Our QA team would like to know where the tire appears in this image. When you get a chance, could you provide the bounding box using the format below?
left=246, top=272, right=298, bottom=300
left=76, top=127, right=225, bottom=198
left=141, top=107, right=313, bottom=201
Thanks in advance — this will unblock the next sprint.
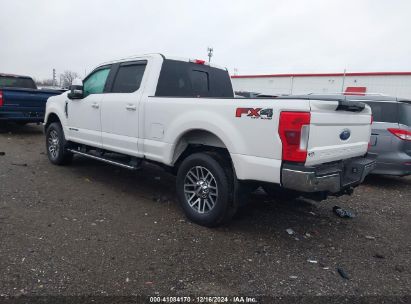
left=46, top=122, right=73, bottom=165
left=176, top=152, right=236, bottom=227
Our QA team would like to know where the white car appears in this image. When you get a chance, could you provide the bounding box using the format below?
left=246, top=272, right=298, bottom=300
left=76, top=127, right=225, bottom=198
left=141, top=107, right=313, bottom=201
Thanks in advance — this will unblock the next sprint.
left=44, top=54, right=376, bottom=227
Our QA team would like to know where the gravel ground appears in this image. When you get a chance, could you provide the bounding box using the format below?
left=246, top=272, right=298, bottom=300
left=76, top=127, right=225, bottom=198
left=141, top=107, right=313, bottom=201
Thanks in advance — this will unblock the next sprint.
left=0, top=123, right=410, bottom=302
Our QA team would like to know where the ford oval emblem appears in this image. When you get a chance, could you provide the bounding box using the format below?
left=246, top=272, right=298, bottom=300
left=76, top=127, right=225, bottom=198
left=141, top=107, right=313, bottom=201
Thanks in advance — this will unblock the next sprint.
left=340, top=129, right=351, bottom=141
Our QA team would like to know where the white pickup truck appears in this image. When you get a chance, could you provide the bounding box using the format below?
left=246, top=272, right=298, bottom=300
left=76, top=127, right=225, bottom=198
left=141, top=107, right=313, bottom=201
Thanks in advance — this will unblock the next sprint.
left=44, top=54, right=376, bottom=226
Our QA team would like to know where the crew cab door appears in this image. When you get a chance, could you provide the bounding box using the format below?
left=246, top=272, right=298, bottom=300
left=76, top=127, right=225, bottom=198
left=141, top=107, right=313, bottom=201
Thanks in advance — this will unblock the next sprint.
left=67, top=65, right=112, bottom=148
left=100, top=60, right=147, bottom=157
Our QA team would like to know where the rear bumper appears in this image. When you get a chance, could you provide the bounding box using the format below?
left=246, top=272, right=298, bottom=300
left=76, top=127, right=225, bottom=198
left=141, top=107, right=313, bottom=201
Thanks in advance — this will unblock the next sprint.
left=370, top=152, right=411, bottom=177
left=281, top=155, right=377, bottom=194
left=371, top=161, right=411, bottom=176
left=0, top=110, right=44, bottom=122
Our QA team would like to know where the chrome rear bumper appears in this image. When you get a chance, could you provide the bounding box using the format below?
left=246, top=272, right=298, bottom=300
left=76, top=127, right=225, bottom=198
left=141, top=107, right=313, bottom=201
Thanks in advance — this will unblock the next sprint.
left=281, top=156, right=376, bottom=194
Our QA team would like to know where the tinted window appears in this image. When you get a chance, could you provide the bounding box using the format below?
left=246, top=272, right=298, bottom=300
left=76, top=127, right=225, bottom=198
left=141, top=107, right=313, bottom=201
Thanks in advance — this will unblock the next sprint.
left=155, top=59, right=233, bottom=98
left=366, top=102, right=398, bottom=123
left=0, top=76, right=36, bottom=89
left=399, top=103, right=411, bottom=126
left=209, top=67, right=234, bottom=97
left=111, top=63, right=146, bottom=93
left=191, top=70, right=209, bottom=96
left=83, top=67, right=110, bottom=97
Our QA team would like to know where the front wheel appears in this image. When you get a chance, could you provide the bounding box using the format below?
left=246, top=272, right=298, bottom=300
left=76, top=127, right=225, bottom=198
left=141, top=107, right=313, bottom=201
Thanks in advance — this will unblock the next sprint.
left=46, top=122, right=73, bottom=165
left=176, top=152, right=236, bottom=227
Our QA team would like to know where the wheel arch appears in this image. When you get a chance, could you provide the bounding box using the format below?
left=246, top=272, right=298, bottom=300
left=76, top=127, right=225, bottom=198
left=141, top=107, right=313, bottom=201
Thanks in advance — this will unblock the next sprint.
left=171, top=129, right=233, bottom=171
left=44, top=112, right=62, bottom=131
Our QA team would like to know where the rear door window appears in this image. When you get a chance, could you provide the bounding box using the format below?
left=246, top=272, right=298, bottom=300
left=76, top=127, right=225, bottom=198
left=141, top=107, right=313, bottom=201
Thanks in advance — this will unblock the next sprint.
left=111, top=62, right=147, bottom=93
left=366, top=102, right=398, bottom=123
left=399, top=103, right=411, bottom=126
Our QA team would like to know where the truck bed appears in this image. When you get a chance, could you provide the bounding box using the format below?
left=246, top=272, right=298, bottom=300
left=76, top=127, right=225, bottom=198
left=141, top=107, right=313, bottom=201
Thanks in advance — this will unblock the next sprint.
left=0, top=87, right=63, bottom=123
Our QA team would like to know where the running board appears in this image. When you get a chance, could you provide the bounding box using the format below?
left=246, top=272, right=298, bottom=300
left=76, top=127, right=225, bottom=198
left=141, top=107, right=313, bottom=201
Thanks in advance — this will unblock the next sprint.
left=67, top=149, right=141, bottom=170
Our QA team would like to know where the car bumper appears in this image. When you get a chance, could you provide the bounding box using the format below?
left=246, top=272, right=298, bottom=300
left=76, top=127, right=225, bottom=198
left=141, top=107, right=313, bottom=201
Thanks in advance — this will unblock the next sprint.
left=370, top=152, right=411, bottom=176
left=0, top=111, right=44, bottom=122
left=281, top=155, right=377, bottom=194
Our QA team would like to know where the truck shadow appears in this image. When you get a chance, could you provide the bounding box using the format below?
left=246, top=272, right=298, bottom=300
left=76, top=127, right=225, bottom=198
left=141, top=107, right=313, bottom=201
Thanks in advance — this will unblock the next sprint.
left=0, top=122, right=43, bottom=136
left=363, top=174, right=411, bottom=189
left=68, top=156, right=341, bottom=237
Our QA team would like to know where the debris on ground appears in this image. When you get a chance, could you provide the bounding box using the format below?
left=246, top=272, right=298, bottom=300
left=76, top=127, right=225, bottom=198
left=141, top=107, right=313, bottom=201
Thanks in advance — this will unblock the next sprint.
left=152, top=195, right=171, bottom=204
left=307, top=259, right=318, bottom=264
left=365, top=235, right=376, bottom=240
left=289, top=275, right=298, bottom=279
left=373, top=254, right=385, bottom=259
left=286, top=228, right=295, bottom=235
left=333, top=206, right=355, bottom=218
left=395, top=265, right=405, bottom=273
left=308, top=211, right=316, bottom=216
left=11, top=162, right=27, bottom=167
left=337, top=267, right=350, bottom=280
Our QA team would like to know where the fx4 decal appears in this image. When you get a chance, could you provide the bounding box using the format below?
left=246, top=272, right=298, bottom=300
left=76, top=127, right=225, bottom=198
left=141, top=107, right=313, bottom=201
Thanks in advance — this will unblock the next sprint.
left=235, top=108, right=273, bottom=120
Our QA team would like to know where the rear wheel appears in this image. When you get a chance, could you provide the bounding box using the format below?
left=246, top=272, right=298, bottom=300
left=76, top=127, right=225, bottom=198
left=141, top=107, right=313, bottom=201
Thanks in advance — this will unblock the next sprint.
left=46, top=122, right=73, bottom=165
left=176, top=152, right=236, bottom=227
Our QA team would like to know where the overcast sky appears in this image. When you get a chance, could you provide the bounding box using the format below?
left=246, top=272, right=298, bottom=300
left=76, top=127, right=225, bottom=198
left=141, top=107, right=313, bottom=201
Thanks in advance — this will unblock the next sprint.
left=1, top=0, right=411, bottom=80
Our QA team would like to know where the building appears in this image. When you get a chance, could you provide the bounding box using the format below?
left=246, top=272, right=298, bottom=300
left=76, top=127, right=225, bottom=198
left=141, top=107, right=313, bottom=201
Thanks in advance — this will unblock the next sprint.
left=231, top=72, right=411, bottom=99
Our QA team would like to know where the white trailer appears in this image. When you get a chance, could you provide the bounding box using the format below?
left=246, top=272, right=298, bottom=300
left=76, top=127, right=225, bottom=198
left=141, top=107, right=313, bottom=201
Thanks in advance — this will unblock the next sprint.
left=231, top=72, right=411, bottom=99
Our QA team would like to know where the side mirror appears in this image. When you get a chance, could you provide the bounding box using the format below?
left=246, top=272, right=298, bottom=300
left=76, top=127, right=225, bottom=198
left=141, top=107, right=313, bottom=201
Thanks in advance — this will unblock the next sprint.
left=68, top=78, right=84, bottom=99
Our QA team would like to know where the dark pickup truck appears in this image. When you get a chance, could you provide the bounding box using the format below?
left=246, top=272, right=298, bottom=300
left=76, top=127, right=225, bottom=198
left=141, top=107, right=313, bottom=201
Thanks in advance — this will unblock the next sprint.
left=0, top=73, right=63, bottom=124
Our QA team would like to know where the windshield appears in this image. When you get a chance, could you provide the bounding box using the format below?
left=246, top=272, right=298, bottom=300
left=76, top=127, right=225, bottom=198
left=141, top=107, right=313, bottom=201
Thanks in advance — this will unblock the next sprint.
left=0, top=76, right=37, bottom=89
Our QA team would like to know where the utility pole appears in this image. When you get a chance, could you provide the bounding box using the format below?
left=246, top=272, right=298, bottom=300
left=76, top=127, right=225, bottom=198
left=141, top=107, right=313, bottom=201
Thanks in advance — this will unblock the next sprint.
left=52, top=69, right=56, bottom=87
left=207, top=47, right=213, bottom=63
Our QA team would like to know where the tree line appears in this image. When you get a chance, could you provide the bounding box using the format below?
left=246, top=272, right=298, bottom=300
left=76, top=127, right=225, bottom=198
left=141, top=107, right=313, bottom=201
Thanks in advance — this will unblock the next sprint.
left=35, top=70, right=80, bottom=88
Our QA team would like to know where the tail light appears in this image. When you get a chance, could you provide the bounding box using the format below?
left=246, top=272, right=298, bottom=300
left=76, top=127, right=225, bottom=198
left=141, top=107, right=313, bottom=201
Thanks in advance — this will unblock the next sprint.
left=278, top=111, right=311, bottom=162
left=388, top=128, right=411, bottom=141
left=368, top=115, right=373, bottom=150
left=0, top=90, right=3, bottom=107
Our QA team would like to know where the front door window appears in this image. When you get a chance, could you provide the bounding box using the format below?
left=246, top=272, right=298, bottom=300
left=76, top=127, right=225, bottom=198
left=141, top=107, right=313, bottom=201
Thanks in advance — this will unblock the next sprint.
left=83, top=68, right=110, bottom=97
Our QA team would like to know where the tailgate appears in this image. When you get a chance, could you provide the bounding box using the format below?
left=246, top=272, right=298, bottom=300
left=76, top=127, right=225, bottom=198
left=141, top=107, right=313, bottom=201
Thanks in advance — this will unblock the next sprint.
left=306, top=99, right=372, bottom=166
left=2, top=89, right=56, bottom=111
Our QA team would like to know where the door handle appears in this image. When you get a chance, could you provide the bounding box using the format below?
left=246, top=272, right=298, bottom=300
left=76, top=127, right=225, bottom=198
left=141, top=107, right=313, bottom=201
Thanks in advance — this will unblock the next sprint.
left=126, top=104, right=137, bottom=111
left=91, top=103, right=100, bottom=109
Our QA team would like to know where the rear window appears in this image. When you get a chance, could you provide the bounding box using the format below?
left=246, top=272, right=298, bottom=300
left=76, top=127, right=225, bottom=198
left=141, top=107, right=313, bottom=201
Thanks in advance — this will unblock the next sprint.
left=0, top=76, right=36, bottom=89
left=155, top=59, right=233, bottom=98
left=399, top=103, right=411, bottom=126
left=365, top=102, right=398, bottom=123
left=111, top=62, right=146, bottom=93
left=191, top=70, right=209, bottom=96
